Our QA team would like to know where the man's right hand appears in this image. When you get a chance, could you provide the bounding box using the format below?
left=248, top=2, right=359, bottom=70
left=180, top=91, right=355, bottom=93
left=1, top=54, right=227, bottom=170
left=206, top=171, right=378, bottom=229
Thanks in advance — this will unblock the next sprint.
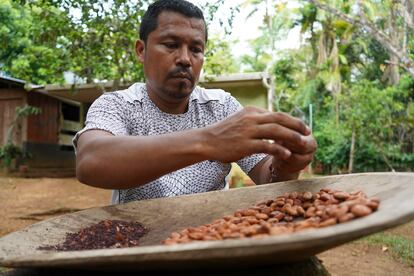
left=201, top=106, right=311, bottom=163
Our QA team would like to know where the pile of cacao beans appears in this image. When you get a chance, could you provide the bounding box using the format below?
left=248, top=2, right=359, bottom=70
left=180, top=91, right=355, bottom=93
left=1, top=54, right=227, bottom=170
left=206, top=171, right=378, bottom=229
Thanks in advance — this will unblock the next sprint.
left=163, top=188, right=380, bottom=245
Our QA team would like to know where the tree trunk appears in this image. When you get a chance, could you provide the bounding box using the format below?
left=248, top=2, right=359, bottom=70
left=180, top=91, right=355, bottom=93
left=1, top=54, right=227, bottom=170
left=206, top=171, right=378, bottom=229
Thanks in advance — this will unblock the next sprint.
left=335, top=97, right=339, bottom=126
left=382, top=2, right=400, bottom=85
left=383, top=55, right=401, bottom=85
left=348, top=129, right=356, bottom=173
left=401, top=0, right=414, bottom=30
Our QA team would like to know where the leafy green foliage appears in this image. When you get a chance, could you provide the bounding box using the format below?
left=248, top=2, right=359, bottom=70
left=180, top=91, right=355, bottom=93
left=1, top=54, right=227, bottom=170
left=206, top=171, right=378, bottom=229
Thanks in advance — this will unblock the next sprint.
left=0, top=0, right=235, bottom=84
left=14, top=104, right=42, bottom=119
left=312, top=77, right=414, bottom=173
left=240, top=35, right=271, bottom=72
left=204, top=35, right=240, bottom=75
left=0, top=0, right=70, bottom=84
left=240, top=0, right=414, bottom=174
left=59, top=0, right=147, bottom=85
left=0, top=143, right=22, bottom=168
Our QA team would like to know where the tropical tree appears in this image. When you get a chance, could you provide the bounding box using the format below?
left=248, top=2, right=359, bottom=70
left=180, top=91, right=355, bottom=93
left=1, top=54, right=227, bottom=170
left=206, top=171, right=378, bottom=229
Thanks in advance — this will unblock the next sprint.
left=241, top=0, right=414, bottom=173
left=0, top=0, right=238, bottom=85
left=308, top=0, right=414, bottom=79
left=0, top=0, right=71, bottom=84
left=204, top=35, right=240, bottom=75
left=242, top=0, right=296, bottom=111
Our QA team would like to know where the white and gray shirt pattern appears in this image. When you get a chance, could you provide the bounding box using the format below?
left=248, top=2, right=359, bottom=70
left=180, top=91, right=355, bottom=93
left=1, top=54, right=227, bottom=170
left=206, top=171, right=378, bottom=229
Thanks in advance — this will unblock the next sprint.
left=73, top=83, right=266, bottom=204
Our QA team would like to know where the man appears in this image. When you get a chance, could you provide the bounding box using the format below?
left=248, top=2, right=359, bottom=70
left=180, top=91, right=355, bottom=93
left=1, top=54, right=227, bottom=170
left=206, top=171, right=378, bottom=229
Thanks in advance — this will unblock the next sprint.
left=74, top=0, right=317, bottom=204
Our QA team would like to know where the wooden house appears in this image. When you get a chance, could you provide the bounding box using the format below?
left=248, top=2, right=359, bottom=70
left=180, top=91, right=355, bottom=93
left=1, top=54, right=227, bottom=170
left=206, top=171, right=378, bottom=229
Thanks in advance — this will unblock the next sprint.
left=0, top=76, right=82, bottom=176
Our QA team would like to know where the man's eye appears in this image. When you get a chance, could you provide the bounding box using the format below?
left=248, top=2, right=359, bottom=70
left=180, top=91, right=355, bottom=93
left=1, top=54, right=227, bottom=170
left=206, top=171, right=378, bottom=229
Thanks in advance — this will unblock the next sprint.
left=191, top=47, right=203, bottom=53
left=164, top=43, right=177, bottom=49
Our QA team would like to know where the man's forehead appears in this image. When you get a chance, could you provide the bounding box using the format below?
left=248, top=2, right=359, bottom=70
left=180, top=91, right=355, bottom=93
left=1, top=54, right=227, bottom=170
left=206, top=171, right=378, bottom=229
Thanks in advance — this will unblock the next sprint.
left=155, top=11, right=206, bottom=40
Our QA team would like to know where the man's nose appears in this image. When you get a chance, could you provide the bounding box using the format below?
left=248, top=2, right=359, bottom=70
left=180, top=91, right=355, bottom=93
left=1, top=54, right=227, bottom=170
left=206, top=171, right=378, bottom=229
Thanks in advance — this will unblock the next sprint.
left=176, top=46, right=191, bottom=67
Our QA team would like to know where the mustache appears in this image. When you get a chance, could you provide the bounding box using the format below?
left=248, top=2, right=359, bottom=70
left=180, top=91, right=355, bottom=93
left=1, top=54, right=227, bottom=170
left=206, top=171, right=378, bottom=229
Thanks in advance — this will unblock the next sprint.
left=167, top=67, right=193, bottom=81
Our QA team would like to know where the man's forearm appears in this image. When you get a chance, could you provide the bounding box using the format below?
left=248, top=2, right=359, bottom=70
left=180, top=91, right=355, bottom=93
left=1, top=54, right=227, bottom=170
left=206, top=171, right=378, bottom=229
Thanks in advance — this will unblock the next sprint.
left=76, top=129, right=209, bottom=189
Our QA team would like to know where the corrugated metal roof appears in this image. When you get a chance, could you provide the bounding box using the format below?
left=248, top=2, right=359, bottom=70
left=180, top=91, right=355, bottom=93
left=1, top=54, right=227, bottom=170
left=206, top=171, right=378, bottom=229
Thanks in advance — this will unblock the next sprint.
left=0, top=75, right=44, bottom=89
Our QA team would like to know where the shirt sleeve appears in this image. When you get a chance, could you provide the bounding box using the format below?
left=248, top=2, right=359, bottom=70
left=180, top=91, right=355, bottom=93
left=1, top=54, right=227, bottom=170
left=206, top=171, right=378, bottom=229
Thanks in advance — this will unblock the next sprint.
left=223, top=95, right=267, bottom=174
left=72, top=92, right=129, bottom=151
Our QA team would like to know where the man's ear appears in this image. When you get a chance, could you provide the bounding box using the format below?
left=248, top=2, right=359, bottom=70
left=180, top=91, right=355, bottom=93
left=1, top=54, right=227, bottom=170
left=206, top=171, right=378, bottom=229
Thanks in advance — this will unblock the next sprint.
left=135, top=39, right=145, bottom=63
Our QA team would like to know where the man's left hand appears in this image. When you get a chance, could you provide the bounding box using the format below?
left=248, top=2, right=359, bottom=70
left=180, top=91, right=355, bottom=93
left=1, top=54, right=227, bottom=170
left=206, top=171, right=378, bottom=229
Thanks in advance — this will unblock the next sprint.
left=271, top=134, right=317, bottom=181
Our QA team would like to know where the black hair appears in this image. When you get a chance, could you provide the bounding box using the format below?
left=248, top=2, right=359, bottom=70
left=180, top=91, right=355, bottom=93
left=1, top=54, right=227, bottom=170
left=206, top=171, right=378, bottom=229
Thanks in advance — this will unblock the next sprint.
left=139, top=0, right=208, bottom=44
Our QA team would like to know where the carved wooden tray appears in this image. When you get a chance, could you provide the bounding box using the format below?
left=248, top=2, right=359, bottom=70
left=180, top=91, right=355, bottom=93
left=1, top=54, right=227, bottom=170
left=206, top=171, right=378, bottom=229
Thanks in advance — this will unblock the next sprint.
left=0, top=173, right=413, bottom=270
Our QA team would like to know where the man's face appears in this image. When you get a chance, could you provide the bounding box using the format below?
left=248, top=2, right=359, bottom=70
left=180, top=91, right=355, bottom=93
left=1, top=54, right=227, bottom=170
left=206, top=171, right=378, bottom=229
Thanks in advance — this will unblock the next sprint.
left=136, top=11, right=206, bottom=104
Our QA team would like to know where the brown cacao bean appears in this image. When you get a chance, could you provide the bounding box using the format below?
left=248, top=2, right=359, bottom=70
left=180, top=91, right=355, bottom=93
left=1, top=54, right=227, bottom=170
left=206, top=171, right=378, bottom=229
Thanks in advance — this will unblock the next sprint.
left=351, top=204, right=372, bottom=217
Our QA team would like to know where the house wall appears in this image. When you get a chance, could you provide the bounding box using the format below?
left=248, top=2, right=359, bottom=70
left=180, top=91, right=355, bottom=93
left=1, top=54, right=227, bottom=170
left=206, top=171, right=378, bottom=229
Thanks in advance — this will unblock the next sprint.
left=27, top=92, right=59, bottom=144
left=23, top=92, right=75, bottom=169
left=0, top=89, right=27, bottom=146
left=0, top=83, right=79, bottom=175
left=199, top=82, right=268, bottom=109
left=22, top=142, right=76, bottom=169
left=226, top=86, right=267, bottom=109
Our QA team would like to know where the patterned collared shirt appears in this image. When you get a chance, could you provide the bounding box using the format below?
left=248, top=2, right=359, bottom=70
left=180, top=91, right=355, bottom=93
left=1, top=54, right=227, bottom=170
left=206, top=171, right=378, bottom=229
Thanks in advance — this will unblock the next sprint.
left=73, top=83, right=266, bottom=204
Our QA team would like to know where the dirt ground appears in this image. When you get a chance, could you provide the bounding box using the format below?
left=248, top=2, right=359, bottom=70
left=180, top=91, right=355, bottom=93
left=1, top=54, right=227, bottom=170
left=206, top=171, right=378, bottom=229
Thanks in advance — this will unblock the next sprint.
left=0, top=177, right=413, bottom=275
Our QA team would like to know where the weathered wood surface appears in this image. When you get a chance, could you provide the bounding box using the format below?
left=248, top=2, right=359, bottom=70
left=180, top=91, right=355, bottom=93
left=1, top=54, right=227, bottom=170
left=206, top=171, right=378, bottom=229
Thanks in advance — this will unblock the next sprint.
left=0, top=257, right=329, bottom=276
left=0, top=172, right=413, bottom=270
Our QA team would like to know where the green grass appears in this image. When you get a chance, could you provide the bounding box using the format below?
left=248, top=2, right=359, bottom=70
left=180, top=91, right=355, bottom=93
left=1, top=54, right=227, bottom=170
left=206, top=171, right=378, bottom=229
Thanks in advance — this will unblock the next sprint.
left=0, top=266, right=9, bottom=272
left=363, top=233, right=414, bottom=266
